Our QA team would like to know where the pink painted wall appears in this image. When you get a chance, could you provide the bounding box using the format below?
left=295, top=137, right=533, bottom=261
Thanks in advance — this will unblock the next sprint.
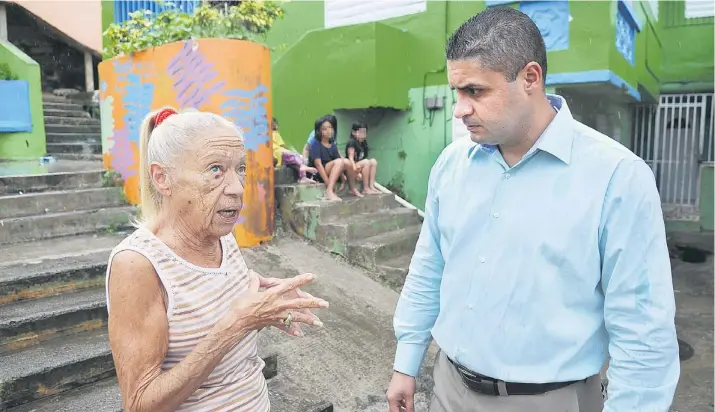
left=12, top=0, right=102, bottom=53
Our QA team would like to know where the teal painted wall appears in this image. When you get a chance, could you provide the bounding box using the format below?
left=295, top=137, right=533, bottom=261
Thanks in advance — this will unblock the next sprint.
left=660, top=1, right=714, bottom=92
left=0, top=40, right=46, bottom=160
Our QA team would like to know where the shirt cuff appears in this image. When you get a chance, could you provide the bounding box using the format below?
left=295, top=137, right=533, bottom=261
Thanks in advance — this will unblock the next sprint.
left=393, top=341, right=430, bottom=377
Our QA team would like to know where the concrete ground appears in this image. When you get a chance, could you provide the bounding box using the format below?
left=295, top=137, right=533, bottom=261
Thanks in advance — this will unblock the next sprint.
left=670, top=255, right=714, bottom=412
left=243, top=233, right=437, bottom=411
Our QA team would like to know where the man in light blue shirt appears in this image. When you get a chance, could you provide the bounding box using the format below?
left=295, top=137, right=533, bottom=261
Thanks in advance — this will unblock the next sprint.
left=386, top=7, right=680, bottom=412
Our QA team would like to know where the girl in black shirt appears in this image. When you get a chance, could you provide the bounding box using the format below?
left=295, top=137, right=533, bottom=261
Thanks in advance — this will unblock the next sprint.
left=309, top=116, right=361, bottom=200
left=345, top=123, right=380, bottom=195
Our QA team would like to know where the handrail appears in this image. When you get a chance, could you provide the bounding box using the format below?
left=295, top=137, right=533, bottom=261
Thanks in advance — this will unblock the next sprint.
left=373, top=182, right=425, bottom=219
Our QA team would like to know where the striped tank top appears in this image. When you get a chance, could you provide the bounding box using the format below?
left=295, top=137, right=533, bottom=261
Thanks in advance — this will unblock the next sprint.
left=105, top=227, right=270, bottom=411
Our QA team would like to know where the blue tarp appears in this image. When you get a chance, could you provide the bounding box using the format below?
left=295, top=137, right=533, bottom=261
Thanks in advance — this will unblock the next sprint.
left=0, top=80, right=32, bottom=133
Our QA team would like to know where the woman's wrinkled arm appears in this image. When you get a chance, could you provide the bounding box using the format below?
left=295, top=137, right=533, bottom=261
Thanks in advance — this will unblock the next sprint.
left=108, top=250, right=250, bottom=412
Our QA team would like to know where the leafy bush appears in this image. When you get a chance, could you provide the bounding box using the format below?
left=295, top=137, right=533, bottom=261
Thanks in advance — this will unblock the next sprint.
left=0, top=63, right=19, bottom=81
left=103, top=1, right=285, bottom=59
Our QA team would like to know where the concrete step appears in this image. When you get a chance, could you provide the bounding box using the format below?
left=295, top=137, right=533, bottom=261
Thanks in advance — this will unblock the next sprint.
left=0, top=206, right=135, bottom=245
left=46, top=133, right=100, bottom=144
left=0, top=187, right=126, bottom=219
left=43, top=116, right=99, bottom=126
left=42, top=94, right=70, bottom=103
left=42, top=101, right=85, bottom=112
left=43, top=108, right=91, bottom=118
left=46, top=142, right=102, bottom=155
left=376, top=253, right=413, bottom=291
left=285, top=194, right=400, bottom=239
left=0, top=328, right=115, bottom=409
left=50, top=153, right=103, bottom=162
left=347, top=224, right=422, bottom=272
left=45, top=124, right=101, bottom=134
left=0, top=326, right=280, bottom=410
left=8, top=374, right=334, bottom=412
left=314, top=208, right=421, bottom=256
left=7, top=378, right=122, bottom=412
left=0, top=287, right=107, bottom=352
left=0, top=233, right=124, bottom=304
left=0, top=170, right=104, bottom=195
left=0, top=231, right=120, bottom=267
left=275, top=183, right=325, bottom=204
left=275, top=166, right=297, bottom=185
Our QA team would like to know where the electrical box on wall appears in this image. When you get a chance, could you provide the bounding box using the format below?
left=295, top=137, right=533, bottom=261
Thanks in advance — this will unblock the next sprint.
left=424, top=95, right=444, bottom=111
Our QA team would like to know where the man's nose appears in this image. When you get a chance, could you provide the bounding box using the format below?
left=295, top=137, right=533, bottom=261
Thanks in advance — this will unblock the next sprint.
left=453, top=96, right=473, bottom=120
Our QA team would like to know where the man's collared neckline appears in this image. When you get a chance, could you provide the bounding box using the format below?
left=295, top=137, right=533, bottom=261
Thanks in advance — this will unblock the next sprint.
left=467, top=94, right=574, bottom=165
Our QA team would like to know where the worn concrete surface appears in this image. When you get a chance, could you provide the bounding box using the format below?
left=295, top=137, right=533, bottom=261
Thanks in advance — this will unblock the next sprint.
left=0, top=159, right=102, bottom=177
left=243, top=234, right=438, bottom=411
left=670, top=255, right=714, bottom=412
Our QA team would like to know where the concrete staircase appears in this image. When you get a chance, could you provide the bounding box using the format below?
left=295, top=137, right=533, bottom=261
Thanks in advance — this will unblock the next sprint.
left=275, top=168, right=422, bottom=290
left=42, top=94, right=102, bottom=161
left=0, top=166, right=333, bottom=412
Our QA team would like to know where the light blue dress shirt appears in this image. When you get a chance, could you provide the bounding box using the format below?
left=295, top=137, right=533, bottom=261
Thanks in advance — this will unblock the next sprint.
left=393, top=95, right=680, bottom=411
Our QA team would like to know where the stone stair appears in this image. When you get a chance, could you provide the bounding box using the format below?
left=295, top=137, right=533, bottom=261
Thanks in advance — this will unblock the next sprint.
left=42, top=94, right=102, bottom=161
left=275, top=168, right=422, bottom=290
left=0, top=165, right=333, bottom=412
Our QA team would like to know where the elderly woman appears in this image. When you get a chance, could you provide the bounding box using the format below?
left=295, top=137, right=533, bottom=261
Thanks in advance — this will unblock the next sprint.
left=106, top=107, right=329, bottom=412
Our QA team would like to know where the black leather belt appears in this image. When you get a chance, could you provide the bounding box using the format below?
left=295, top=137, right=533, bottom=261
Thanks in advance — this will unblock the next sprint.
left=447, top=357, right=581, bottom=396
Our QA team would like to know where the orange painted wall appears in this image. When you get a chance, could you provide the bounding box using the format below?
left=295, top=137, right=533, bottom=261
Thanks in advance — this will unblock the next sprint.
left=98, top=39, right=274, bottom=247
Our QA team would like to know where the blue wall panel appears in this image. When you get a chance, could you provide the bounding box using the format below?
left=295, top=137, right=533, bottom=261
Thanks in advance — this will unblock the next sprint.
left=0, top=80, right=32, bottom=133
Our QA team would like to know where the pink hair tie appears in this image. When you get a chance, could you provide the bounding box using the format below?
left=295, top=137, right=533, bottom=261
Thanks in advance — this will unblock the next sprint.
left=154, top=108, right=177, bottom=127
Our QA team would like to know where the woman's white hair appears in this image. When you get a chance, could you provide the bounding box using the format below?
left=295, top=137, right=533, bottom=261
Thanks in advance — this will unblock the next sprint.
left=136, top=107, right=242, bottom=229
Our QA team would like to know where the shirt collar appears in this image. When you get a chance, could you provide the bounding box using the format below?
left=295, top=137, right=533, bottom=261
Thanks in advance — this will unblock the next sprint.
left=468, top=94, right=574, bottom=165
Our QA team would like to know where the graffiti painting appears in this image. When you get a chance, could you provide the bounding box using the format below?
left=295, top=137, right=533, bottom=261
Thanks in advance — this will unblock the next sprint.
left=98, top=39, right=274, bottom=247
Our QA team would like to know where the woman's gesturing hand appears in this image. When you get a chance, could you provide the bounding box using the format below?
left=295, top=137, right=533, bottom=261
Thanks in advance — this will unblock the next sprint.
left=223, top=272, right=329, bottom=337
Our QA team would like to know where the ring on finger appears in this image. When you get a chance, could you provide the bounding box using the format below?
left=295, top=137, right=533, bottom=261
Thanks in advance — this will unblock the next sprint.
left=282, top=311, right=293, bottom=329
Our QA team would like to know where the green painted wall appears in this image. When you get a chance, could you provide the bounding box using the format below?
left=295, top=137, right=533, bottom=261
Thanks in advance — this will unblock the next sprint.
left=0, top=40, right=46, bottom=160
left=266, top=1, right=671, bottom=151
left=660, top=1, right=714, bottom=92
left=101, top=0, right=114, bottom=58
left=607, top=1, right=664, bottom=102
left=700, top=165, right=714, bottom=231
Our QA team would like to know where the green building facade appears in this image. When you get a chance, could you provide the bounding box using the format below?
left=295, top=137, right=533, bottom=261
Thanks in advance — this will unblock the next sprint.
left=100, top=0, right=714, bottom=230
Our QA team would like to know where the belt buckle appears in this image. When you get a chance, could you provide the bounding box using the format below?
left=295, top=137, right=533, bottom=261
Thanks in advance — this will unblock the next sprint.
left=458, top=367, right=497, bottom=396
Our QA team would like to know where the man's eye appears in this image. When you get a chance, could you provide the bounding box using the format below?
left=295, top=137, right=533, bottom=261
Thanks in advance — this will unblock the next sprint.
left=210, top=165, right=222, bottom=174
left=237, top=165, right=246, bottom=174
left=467, top=88, right=480, bottom=96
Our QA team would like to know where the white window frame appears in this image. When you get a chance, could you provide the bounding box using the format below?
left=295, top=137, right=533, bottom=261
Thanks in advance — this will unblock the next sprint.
left=324, top=0, right=427, bottom=29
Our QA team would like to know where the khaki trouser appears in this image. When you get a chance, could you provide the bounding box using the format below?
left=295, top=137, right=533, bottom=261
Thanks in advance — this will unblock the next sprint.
left=430, top=351, right=604, bottom=412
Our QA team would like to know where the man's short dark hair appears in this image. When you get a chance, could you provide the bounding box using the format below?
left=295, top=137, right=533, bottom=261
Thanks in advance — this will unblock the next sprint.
left=446, top=6, right=547, bottom=83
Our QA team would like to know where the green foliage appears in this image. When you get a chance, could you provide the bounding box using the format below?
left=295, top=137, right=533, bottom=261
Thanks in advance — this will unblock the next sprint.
left=103, top=1, right=286, bottom=59
left=101, top=169, right=124, bottom=187
left=0, top=63, right=19, bottom=81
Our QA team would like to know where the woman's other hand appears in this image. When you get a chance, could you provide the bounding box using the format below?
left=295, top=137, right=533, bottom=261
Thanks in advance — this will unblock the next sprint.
left=220, top=272, right=329, bottom=337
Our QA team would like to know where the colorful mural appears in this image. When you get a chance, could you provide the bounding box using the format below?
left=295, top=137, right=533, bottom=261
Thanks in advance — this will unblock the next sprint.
left=98, top=39, right=274, bottom=247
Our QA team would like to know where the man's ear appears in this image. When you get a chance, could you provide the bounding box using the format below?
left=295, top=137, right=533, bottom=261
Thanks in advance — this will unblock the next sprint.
left=521, top=61, right=544, bottom=94
left=150, top=163, right=172, bottom=196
